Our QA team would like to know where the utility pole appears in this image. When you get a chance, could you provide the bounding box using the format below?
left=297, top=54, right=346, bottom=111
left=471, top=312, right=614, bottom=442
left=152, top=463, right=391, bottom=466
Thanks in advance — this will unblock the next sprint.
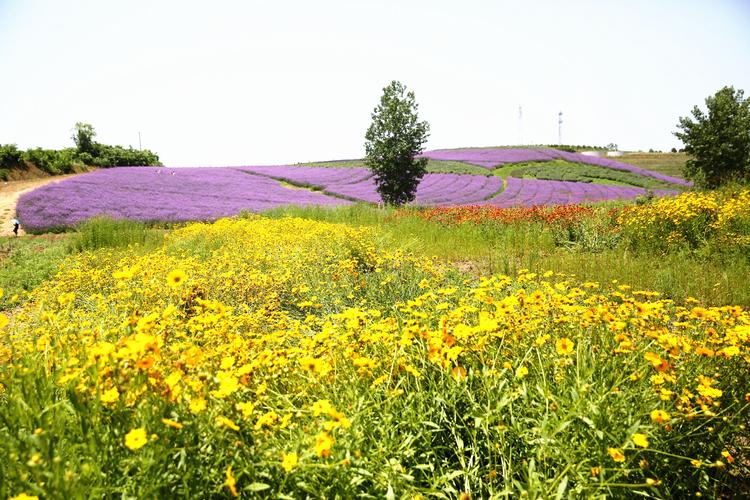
left=138, top=131, right=142, bottom=151
left=558, top=111, right=563, bottom=146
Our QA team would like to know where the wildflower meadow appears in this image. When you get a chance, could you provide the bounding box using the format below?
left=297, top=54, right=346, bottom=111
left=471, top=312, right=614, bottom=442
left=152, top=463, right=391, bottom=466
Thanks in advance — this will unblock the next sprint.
left=2, top=190, right=750, bottom=497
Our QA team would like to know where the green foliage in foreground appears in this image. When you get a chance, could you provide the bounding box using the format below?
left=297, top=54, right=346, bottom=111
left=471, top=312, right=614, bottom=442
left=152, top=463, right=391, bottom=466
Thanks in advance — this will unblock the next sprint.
left=67, top=217, right=164, bottom=253
left=264, top=201, right=750, bottom=307
left=1, top=218, right=748, bottom=498
left=0, top=237, right=69, bottom=311
left=507, top=160, right=686, bottom=190
left=0, top=218, right=163, bottom=311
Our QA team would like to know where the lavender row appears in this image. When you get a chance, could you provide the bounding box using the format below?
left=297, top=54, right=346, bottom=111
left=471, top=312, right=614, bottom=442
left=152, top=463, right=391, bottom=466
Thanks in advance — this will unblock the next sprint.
left=242, top=166, right=373, bottom=188
left=421, top=148, right=692, bottom=187
left=545, top=150, right=692, bottom=187
left=17, top=167, right=349, bottom=232
left=241, top=166, right=503, bottom=206
left=478, top=177, right=678, bottom=208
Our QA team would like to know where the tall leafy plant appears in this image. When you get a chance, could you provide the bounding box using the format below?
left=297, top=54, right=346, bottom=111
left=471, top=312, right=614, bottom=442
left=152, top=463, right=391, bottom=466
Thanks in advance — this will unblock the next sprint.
left=364, top=81, right=430, bottom=206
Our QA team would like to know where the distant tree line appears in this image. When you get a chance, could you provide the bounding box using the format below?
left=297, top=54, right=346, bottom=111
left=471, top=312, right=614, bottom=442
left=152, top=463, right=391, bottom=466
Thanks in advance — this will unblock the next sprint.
left=536, top=144, right=610, bottom=153
left=0, top=123, right=161, bottom=180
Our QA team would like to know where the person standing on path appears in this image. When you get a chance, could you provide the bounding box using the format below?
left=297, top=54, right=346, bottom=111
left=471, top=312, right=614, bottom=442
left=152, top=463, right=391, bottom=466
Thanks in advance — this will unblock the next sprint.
left=11, top=218, right=20, bottom=236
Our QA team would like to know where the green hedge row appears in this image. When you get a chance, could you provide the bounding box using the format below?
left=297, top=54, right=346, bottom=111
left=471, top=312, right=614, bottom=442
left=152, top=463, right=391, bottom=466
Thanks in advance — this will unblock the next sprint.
left=0, top=142, right=161, bottom=180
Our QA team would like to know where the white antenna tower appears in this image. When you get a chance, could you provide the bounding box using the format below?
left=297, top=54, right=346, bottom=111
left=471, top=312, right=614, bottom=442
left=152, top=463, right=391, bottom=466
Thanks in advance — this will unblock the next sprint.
left=518, top=106, right=523, bottom=145
left=558, top=111, right=563, bottom=146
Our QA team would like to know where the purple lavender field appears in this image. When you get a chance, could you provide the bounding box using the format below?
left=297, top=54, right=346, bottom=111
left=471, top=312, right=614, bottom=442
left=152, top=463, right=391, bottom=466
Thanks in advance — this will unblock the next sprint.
left=17, top=147, right=683, bottom=232
left=478, top=177, right=677, bottom=208
left=241, top=167, right=503, bottom=205
left=16, top=167, right=349, bottom=232
left=421, top=148, right=692, bottom=187
left=243, top=166, right=676, bottom=208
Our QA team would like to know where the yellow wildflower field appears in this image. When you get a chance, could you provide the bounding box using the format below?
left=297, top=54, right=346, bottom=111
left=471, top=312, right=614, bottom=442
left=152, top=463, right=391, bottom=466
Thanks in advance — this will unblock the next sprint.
left=1, top=216, right=748, bottom=497
left=619, top=188, right=750, bottom=250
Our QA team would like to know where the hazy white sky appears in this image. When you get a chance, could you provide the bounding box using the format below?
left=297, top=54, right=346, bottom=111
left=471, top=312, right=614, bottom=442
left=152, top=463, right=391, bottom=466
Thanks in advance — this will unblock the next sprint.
left=1, top=0, right=749, bottom=166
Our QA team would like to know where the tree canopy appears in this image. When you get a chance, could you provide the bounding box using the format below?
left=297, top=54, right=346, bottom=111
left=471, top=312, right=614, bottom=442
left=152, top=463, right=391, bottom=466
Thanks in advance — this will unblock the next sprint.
left=674, top=86, right=750, bottom=188
left=364, top=81, right=430, bottom=206
left=72, top=122, right=97, bottom=155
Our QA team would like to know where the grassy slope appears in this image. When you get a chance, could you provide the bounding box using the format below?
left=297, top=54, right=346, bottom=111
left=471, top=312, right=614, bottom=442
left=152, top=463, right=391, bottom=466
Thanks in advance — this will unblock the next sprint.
left=615, top=152, right=688, bottom=179
left=296, top=158, right=490, bottom=175
left=297, top=152, right=688, bottom=187
left=504, top=160, right=686, bottom=190
left=0, top=236, right=69, bottom=308
left=0, top=160, right=92, bottom=182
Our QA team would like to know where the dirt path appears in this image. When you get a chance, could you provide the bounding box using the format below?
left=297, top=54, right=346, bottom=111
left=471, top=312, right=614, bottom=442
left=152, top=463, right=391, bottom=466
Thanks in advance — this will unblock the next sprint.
left=0, top=175, right=79, bottom=237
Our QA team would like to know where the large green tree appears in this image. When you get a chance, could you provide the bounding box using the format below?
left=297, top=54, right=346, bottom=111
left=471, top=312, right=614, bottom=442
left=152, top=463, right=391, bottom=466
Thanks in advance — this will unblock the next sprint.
left=72, top=122, right=98, bottom=155
left=364, top=81, right=430, bottom=206
left=674, top=86, right=750, bottom=188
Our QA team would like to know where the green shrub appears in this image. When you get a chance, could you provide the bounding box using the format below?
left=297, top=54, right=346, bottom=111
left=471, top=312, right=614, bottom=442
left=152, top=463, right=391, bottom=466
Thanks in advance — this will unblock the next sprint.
left=0, top=144, right=23, bottom=170
left=22, top=148, right=78, bottom=175
left=92, top=144, right=161, bottom=167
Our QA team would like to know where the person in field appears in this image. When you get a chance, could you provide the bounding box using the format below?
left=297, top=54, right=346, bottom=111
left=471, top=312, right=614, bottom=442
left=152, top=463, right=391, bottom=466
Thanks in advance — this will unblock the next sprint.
left=11, top=218, right=20, bottom=236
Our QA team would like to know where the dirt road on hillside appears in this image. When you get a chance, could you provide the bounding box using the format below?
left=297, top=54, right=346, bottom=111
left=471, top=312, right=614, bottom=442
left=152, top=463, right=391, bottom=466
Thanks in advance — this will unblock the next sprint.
left=0, top=175, right=78, bottom=236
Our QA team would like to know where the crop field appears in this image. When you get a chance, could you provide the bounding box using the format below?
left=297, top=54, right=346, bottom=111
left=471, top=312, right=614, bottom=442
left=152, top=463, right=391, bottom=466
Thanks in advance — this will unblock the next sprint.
left=420, top=148, right=692, bottom=187
left=2, top=188, right=750, bottom=498
left=4, top=148, right=749, bottom=498
left=614, top=152, right=690, bottom=179
left=16, top=148, right=687, bottom=232
left=242, top=166, right=504, bottom=204
left=16, top=167, right=349, bottom=232
left=505, top=160, right=686, bottom=191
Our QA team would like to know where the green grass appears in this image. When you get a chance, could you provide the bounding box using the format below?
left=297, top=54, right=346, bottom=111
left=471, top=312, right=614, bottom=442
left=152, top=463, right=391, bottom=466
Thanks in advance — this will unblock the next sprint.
left=296, top=158, right=491, bottom=175
left=295, top=159, right=366, bottom=168
left=67, top=217, right=164, bottom=252
left=0, top=218, right=164, bottom=310
left=505, top=160, right=686, bottom=190
left=263, top=204, right=750, bottom=307
left=261, top=203, right=392, bottom=225
left=490, top=163, right=522, bottom=178
left=423, top=159, right=491, bottom=175
left=0, top=235, right=69, bottom=310
left=615, top=152, right=689, bottom=179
